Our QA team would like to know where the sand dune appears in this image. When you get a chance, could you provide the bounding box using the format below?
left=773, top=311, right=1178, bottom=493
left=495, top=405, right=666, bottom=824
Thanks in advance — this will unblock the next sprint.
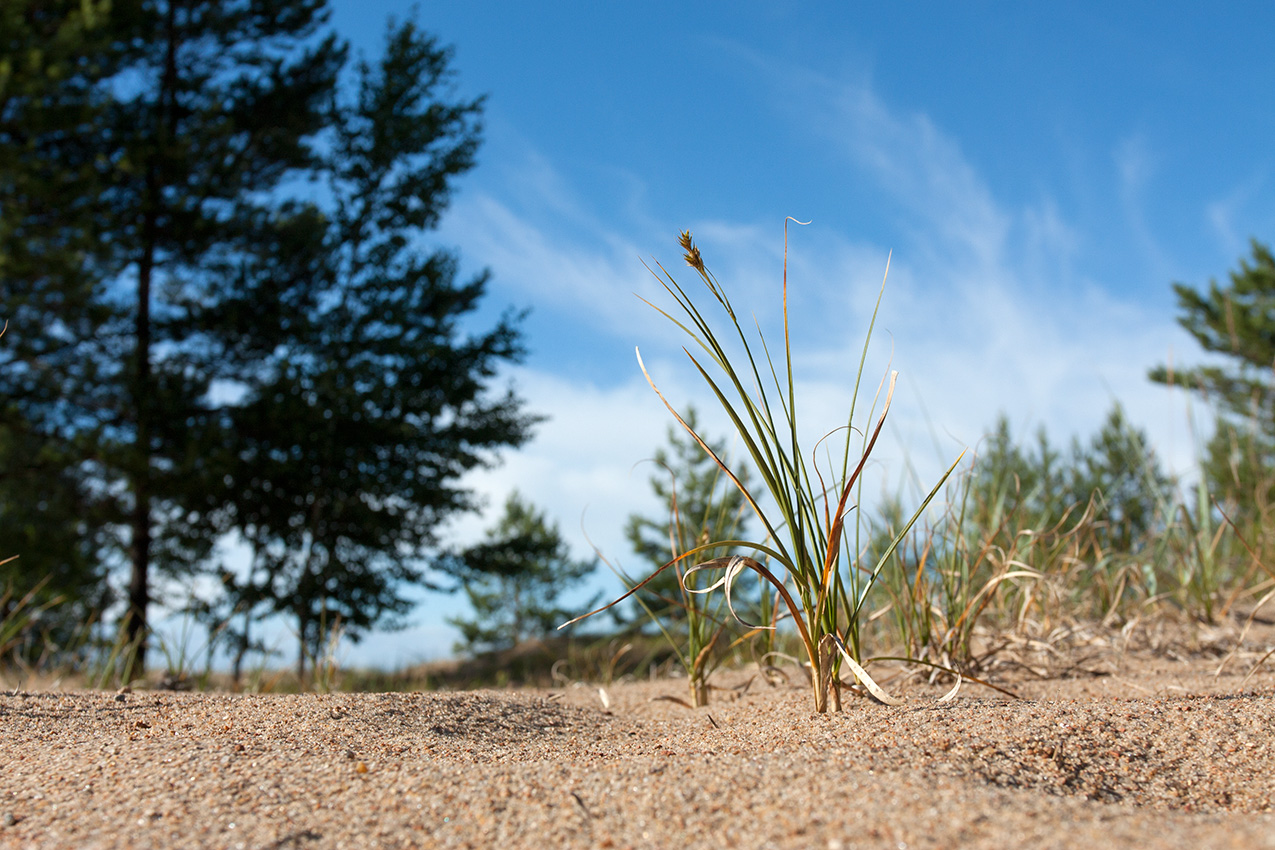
left=1, top=645, right=1273, bottom=849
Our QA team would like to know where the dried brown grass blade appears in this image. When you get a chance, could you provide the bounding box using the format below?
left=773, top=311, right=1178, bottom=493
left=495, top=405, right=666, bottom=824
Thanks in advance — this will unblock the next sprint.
left=1216, top=585, right=1275, bottom=677
left=819, top=371, right=897, bottom=601
left=1240, top=645, right=1275, bottom=690
left=869, top=655, right=1023, bottom=700
left=650, top=695, right=694, bottom=709
left=684, top=556, right=772, bottom=630
left=557, top=548, right=692, bottom=629
left=682, top=554, right=815, bottom=656
left=691, top=629, right=720, bottom=675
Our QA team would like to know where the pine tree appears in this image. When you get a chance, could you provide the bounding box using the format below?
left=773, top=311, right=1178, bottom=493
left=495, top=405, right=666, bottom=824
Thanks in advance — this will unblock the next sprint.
left=968, top=407, right=1170, bottom=554
left=0, top=0, right=133, bottom=643
left=443, top=493, right=598, bottom=653
left=0, top=2, right=534, bottom=675
left=1066, top=405, right=1172, bottom=554
left=1150, top=241, right=1275, bottom=523
left=623, top=408, right=753, bottom=627
left=196, top=18, right=538, bottom=678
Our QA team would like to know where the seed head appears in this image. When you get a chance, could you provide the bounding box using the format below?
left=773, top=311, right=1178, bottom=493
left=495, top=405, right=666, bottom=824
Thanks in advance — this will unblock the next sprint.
left=679, top=230, right=704, bottom=273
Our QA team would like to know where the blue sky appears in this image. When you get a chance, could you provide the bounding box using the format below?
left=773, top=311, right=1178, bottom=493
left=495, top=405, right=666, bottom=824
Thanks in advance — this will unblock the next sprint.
left=273, top=1, right=1275, bottom=668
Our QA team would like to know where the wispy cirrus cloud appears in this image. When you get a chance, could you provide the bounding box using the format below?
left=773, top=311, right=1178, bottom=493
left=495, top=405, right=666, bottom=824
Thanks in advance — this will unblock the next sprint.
left=724, top=52, right=1199, bottom=474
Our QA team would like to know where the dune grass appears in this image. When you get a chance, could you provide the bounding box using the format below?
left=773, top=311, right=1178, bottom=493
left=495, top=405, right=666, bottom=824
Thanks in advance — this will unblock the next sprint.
left=564, top=225, right=962, bottom=712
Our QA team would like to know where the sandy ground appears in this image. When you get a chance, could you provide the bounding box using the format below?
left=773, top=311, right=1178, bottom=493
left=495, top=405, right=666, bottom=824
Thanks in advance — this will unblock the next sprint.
left=2, top=632, right=1274, bottom=849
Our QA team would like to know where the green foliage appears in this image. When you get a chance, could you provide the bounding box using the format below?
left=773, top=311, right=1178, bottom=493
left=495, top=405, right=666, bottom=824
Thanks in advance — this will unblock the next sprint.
left=623, top=407, right=754, bottom=622
left=969, top=406, right=1173, bottom=609
left=1150, top=240, right=1275, bottom=525
left=620, top=407, right=757, bottom=705
left=1144, top=241, right=1275, bottom=617
left=970, top=406, right=1172, bottom=559
left=0, top=415, right=110, bottom=648
left=870, top=403, right=1178, bottom=672
left=1, top=0, right=346, bottom=669
left=1068, top=406, right=1174, bottom=553
left=444, top=493, right=598, bottom=654
left=193, top=16, right=537, bottom=681
left=0, top=2, right=534, bottom=675
left=0, top=0, right=136, bottom=652
left=0, top=565, right=65, bottom=677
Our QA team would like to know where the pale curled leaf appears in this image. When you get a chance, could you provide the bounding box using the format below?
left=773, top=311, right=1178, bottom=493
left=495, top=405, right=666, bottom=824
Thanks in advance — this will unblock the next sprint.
left=937, top=673, right=963, bottom=703
left=683, top=556, right=774, bottom=631
left=826, top=634, right=904, bottom=706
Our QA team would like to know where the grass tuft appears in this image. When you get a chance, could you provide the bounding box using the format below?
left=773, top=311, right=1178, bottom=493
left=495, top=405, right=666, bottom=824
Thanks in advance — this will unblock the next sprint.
left=564, top=225, right=961, bottom=712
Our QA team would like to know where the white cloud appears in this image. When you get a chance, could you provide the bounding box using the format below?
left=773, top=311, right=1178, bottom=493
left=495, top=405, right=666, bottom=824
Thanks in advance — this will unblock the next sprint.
left=438, top=359, right=752, bottom=561
left=442, top=193, right=658, bottom=330
left=732, top=62, right=1201, bottom=481
left=1114, top=133, right=1175, bottom=284
left=344, top=50, right=1216, bottom=667
left=1205, top=171, right=1270, bottom=259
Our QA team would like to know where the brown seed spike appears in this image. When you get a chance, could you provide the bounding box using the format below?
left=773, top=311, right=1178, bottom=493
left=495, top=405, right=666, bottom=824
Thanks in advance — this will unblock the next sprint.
left=679, top=230, right=704, bottom=272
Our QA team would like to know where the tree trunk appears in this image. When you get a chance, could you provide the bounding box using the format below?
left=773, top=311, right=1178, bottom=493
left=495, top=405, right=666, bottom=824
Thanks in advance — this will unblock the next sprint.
left=126, top=200, right=155, bottom=678
left=231, top=607, right=251, bottom=687
left=124, top=0, right=181, bottom=680
left=296, top=615, right=309, bottom=687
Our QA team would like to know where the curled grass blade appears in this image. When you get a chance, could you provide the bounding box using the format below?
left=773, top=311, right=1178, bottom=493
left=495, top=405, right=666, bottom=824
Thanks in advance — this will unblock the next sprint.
left=824, top=634, right=903, bottom=705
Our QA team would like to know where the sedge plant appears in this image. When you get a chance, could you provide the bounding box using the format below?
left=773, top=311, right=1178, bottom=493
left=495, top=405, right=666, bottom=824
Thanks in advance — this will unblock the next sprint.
left=566, top=226, right=962, bottom=713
